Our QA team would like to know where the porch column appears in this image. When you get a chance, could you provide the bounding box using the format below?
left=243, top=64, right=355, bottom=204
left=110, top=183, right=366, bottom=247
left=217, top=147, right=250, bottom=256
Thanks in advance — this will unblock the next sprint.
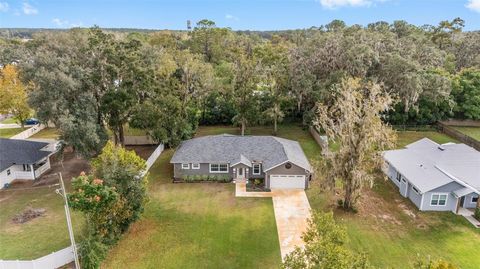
left=31, top=164, right=35, bottom=179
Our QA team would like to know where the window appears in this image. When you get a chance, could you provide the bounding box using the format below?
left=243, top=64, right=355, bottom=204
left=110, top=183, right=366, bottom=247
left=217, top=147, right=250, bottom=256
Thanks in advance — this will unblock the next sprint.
left=472, top=196, right=479, bottom=204
left=431, top=194, right=448, bottom=206
left=181, top=163, right=190, bottom=169
left=412, top=186, right=420, bottom=195
left=253, top=164, right=261, bottom=175
left=6, top=169, right=10, bottom=176
left=23, top=164, right=31, bottom=171
left=210, top=163, right=228, bottom=173
left=395, top=172, right=402, bottom=182
left=192, top=163, right=200, bottom=170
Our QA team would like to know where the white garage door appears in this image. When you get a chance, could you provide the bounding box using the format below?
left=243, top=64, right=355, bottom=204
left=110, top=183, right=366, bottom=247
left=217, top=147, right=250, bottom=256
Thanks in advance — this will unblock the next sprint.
left=270, top=175, right=305, bottom=189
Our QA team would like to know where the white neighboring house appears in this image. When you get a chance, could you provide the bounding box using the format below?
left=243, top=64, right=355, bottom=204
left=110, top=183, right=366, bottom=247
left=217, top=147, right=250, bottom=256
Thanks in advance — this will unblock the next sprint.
left=383, top=138, right=480, bottom=213
left=0, top=138, right=55, bottom=188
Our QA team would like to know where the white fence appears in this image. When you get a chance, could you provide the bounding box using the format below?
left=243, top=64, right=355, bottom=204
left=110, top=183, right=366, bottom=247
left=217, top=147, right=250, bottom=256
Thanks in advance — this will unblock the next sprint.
left=141, top=144, right=164, bottom=177
left=0, top=246, right=74, bottom=269
left=10, top=124, right=46, bottom=140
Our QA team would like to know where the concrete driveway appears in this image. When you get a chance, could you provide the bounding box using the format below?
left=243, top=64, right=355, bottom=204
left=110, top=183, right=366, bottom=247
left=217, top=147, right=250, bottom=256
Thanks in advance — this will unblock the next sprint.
left=234, top=183, right=312, bottom=259
left=271, top=189, right=312, bottom=260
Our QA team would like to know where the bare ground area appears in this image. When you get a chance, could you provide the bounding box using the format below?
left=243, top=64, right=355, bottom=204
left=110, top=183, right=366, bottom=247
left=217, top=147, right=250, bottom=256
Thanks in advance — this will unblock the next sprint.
left=125, top=145, right=157, bottom=160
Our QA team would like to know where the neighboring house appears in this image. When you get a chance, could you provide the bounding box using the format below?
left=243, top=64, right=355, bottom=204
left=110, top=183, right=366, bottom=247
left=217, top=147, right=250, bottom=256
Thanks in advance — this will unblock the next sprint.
left=0, top=138, right=54, bottom=188
left=383, top=138, right=480, bottom=213
left=170, top=134, right=312, bottom=189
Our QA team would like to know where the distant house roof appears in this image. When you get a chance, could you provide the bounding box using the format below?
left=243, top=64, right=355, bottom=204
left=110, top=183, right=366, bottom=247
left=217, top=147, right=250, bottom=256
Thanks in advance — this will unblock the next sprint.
left=170, top=134, right=312, bottom=172
left=0, top=138, right=52, bottom=171
left=384, top=138, right=480, bottom=194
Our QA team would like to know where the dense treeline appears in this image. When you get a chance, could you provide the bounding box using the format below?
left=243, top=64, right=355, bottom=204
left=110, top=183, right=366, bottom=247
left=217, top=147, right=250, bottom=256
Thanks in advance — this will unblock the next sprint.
left=1, top=18, right=479, bottom=156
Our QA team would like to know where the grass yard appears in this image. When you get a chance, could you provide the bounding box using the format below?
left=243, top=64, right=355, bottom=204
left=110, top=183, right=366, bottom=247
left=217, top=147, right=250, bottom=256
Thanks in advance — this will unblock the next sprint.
left=102, top=149, right=281, bottom=269
left=184, top=124, right=480, bottom=268
left=453, top=126, right=480, bottom=141
left=0, top=187, right=85, bottom=259
left=29, top=127, right=60, bottom=139
left=0, top=127, right=27, bottom=138
left=0, top=117, right=18, bottom=124
left=0, top=152, right=89, bottom=260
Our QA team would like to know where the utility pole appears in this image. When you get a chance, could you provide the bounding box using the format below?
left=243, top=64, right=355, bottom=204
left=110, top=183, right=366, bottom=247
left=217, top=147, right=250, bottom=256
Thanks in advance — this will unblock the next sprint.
left=56, top=172, right=81, bottom=269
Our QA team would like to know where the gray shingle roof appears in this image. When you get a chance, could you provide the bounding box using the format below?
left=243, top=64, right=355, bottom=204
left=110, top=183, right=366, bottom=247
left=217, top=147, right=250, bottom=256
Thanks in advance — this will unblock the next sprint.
left=384, top=138, right=480, bottom=194
left=0, top=138, right=52, bottom=171
left=170, top=134, right=311, bottom=171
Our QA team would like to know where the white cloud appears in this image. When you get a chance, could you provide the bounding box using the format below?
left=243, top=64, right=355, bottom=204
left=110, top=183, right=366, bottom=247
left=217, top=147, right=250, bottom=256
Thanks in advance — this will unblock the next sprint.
left=0, top=2, right=9, bottom=12
left=318, top=0, right=386, bottom=9
left=22, top=2, right=38, bottom=15
left=466, top=0, right=480, bottom=13
left=52, top=18, right=68, bottom=26
left=52, top=18, right=83, bottom=28
left=225, top=14, right=239, bottom=21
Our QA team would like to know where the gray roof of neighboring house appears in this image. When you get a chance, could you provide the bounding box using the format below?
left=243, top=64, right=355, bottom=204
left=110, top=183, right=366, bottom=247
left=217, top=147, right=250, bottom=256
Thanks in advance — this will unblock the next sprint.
left=383, top=138, right=480, bottom=194
left=170, top=134, right=312, bottom=172
left=0, top=138, right=52, bottom=171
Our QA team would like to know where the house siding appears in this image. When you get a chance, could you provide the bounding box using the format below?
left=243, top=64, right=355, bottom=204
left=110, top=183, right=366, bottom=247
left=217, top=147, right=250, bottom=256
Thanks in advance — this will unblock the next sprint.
left=173, top=163, right=231, bottom=179
left=463, top=193, right=479, bottom=209
left=407, top=184, right=422, bottom=209
left=386, top=163, right=401, bottom=189
left=266, top=162, right=310, bottom=189
left=173, top=162, right=267, bottom=180
left=421, top=182, right=465, bottom=212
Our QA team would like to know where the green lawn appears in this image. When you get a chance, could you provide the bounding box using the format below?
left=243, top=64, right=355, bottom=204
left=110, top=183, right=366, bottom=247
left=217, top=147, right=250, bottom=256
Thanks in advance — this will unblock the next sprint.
left=0, top=117, right=18, bottom=124
left=29, top=127, right=60, bottom=139
left=0, top=127, right=27, bottom=138
left=186, top=125, right=480, bottom=268
left=0, top=187, right=84, bottom=259
left=102, top=149, right=281, bottom=269
left=396, top=130, right=459, bottom=148
left=453, top=126, right=480, bottom=141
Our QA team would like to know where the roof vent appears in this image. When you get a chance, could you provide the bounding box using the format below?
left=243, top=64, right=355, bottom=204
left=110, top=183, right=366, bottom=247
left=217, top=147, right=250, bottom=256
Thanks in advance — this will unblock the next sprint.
left=438, top=146, right=445, bottom=151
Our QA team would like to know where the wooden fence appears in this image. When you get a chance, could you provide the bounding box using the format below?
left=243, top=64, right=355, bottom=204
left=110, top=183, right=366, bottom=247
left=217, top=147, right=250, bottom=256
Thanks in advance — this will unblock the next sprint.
left=308, top=126, right=328, bottom=149
left=437, top=121, right=480, bottom=151
left=0, top=246, right=74, bottom=269
left=124, top=135, right=157, bottom=145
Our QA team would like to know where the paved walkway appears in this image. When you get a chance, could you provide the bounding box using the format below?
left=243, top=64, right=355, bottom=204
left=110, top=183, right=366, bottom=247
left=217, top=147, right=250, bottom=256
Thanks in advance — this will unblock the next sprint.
left=457, top=208, right=480, bottom=228
left=235, top=182, right=273, bottom=197
left=234, top=183, right=312, bottom=260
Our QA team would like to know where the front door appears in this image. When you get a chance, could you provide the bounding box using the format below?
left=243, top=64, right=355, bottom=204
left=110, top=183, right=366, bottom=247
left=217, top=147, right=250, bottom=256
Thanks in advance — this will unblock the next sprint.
left=237, top=168, right=244, bottom=179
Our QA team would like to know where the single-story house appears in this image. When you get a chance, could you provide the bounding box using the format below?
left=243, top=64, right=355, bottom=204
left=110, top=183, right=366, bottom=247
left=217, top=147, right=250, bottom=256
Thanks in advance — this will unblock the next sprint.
left=0, top=138, right=54, bottom=188
left=170, top=134, right=312, bottom=189
left=383, top=138, right=480, bottom=213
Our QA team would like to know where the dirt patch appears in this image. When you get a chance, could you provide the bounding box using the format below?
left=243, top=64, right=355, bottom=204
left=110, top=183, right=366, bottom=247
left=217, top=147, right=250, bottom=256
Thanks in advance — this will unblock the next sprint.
left=12, top=207, right=46, bottom=224
left=125, top=145, right=157, bottom=160
left=32, top=151, right=90, bottom=187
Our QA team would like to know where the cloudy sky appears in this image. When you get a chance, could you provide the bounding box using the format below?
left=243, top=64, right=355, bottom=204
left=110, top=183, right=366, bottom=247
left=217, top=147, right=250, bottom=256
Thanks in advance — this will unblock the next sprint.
left=0, top=0, right=479, bottom=30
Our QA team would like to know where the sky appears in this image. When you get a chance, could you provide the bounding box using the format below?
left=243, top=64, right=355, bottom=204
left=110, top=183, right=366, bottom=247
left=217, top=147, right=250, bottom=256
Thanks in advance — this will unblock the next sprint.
left=0, top=0, right=479, bottom=30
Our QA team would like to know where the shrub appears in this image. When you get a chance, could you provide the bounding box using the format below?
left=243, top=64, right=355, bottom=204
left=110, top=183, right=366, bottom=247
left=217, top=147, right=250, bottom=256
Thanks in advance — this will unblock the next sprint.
left=475, top=208, right=480, bottom=221
left=78, top=233, right=109, bottom=269
left=194, top=175, right=202, bottom=181
left=254, top=179, right=263, bottom=186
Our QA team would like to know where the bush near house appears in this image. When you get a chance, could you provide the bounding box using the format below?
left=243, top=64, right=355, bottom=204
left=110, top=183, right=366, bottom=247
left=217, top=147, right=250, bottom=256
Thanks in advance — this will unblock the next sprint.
left=474, top=208, right=480, bottom=221
left=182, top=174, right=230, bottom=183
